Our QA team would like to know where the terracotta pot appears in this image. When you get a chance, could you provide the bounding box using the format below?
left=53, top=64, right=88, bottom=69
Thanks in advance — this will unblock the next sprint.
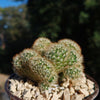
left=5, top=74, right=99, bottom=100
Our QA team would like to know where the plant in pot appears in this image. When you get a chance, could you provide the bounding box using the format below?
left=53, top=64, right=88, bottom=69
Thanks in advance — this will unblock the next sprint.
left=5, top=37, right=99, bottom=100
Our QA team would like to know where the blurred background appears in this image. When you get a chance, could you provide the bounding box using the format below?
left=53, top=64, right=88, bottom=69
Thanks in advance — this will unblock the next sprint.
left=0, top=0, right=100, bottom=99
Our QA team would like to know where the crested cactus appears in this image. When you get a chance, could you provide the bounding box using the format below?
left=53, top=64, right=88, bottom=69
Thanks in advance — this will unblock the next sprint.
left=12, top=37, right=85, bottom=91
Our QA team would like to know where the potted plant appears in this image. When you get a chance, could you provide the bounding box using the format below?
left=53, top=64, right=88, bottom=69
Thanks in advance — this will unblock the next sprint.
left=5, top=37, right=99, bottom=100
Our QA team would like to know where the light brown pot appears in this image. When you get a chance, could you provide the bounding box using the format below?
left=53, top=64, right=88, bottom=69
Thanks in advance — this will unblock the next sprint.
left=5, top=74, right=99, bottom=100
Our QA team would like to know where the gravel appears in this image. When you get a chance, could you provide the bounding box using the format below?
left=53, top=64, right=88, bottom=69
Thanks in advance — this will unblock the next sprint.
left=8, top=73, right=95, bottom=100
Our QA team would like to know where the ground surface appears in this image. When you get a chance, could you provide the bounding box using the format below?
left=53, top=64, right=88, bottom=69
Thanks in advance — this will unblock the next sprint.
left=0, top=73, right=9, bottom=100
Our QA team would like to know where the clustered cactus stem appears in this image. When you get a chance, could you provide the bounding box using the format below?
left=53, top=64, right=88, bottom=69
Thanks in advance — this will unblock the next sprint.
left=13, top=37, right=84, bottom=91
left=64, top=66, right=81, bottom=79
left=44, top=43, right=83, bottom=73
left=32, top=37, right=51, bottom=55
left=58, top=39, right=81, bottom=54
left=28, top=57, right=58, bottom=83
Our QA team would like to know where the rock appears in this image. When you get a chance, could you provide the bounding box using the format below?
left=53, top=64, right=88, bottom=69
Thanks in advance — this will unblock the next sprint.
left=63, top=88, right=70, bottom=100
left=87, top=79, right=94, bottom=89
left=36, top=95, right=45, bottom=100
left=71, top=93, right=84, bottom=100
left=69, top=87, right=75, bottom=95
left=51, top=92, right=59, bottom=100
left=79, top=88, right=89, bottom=97
left=62, top=79, right=69, bottom=88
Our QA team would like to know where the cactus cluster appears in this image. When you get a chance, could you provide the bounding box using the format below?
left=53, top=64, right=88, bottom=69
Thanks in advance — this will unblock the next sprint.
left=13, top=37, right=84, bottom=91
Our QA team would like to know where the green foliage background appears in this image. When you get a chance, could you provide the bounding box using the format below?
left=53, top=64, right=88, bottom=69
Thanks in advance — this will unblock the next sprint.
left=0, top=0, right=100, bottom=94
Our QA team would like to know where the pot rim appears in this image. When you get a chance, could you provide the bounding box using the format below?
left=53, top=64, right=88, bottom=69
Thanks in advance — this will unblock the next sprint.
left=5, top=74, right=99, bottom=100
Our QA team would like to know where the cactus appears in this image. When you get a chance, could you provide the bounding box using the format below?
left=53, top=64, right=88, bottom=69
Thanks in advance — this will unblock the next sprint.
left=12, top=37, right=85, bottom=91
left=66, top=50, right=83, bottom=66
left=13, top=50, right=58, bottom=90
left=58, top=39, right=81, bottom=54
left=20, top=48, right=41, bottom=65
left=28, top=57, right=58, bottom=83
left=44, top=43, right=83, bottom=73
left=13, top=54, right=25, bottom=77
left=64, top=66, right=81, bottom=79
left=63, top=63, right=84, bottom=79
left=44, top=43, right=69, bottom=73
left=29, top=57, right=58, bottom=90
left=32, top=37, right=51, bottom=55
left=13, top=49, right=42, bottom=80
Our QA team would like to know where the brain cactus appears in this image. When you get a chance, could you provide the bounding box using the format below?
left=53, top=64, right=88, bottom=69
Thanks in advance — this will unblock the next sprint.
left=13, top=37, right=84, bottom=91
